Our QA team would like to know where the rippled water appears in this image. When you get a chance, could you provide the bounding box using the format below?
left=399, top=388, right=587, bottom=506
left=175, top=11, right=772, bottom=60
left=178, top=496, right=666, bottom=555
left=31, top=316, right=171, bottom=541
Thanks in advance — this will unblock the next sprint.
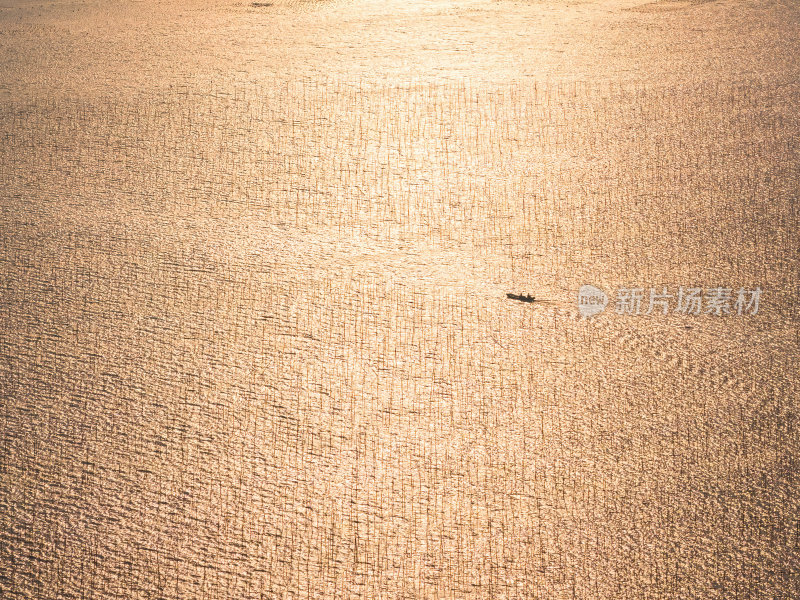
left=1, top=1, right=799, bottom=598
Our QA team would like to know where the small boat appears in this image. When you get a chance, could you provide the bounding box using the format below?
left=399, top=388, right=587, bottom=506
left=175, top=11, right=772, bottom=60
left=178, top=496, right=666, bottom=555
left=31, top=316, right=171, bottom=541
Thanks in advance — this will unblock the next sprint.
left=506, top=293, right=536, bottom=303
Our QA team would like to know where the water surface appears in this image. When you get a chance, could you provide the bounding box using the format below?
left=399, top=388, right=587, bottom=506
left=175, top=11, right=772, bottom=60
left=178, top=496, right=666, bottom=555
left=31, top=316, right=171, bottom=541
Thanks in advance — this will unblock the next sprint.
left=1, top=1, right=799, bottom=598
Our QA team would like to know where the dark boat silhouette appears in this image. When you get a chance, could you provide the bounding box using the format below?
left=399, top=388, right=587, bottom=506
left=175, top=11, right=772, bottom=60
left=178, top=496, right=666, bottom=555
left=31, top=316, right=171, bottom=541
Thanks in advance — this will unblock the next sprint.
left=506, top=293, right=536, bottom=303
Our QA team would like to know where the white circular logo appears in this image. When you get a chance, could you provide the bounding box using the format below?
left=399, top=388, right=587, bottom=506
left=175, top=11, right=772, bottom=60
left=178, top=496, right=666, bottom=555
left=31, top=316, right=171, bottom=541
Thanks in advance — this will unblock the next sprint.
left=578, top=285, right=608, bottom=317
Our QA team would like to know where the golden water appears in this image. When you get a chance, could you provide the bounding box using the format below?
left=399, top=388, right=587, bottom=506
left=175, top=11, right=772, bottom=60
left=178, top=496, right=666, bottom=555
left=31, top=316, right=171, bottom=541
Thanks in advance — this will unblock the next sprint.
left=1, top=1, right=799, bottom=598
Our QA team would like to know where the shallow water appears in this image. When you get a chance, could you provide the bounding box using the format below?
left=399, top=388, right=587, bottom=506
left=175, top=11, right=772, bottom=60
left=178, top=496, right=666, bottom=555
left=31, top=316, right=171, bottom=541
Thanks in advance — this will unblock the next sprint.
left=1, top=1, right=799, bottom=598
